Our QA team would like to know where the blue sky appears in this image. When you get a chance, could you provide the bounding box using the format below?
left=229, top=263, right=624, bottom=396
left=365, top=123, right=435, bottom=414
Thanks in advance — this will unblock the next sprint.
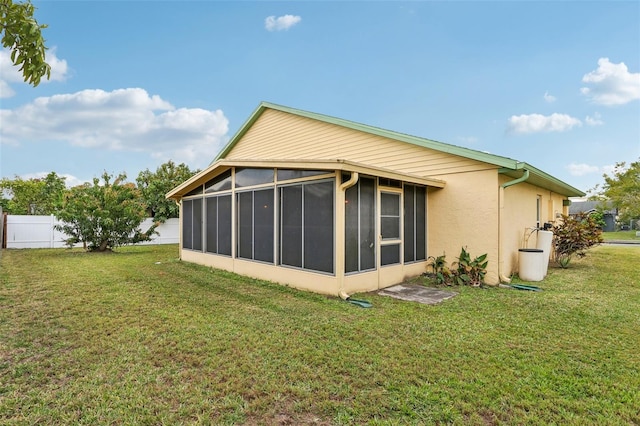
left=1, top=1, right=638, bottom=194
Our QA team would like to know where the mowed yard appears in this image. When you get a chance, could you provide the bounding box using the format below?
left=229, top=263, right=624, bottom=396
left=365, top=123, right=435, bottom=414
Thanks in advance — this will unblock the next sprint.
left=1, top=245, right=638, bottom=425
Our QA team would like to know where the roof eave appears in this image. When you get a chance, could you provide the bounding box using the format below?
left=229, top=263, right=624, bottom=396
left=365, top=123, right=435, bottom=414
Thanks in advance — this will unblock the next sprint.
left=165, top=158, right=446, bottom=200
left=499, top=163, right=585, bottom=197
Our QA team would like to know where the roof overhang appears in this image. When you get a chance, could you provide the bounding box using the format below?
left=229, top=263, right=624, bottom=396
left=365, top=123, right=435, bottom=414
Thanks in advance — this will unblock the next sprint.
left=167, top=159, right=446, bottom=200
left=499, top=163, right=585, bottom=197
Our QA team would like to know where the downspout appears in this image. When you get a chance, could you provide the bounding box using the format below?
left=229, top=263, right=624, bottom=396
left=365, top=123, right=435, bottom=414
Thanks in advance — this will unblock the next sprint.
left=338, top=172, right=359, bottom=300
left=498, top=169, right=529, bottom=283
left=175, top=199, right=182, bottom=260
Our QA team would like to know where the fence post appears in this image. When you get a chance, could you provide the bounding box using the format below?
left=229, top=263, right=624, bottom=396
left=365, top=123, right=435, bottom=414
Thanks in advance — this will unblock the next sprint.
left=50, top=214, right=55, bottom=248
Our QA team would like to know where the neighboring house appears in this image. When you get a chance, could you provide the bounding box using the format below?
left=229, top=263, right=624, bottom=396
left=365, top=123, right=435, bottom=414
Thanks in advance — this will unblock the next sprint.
left=167, top=102, right=584, bottom=297
left=569, top=200, right=617, bottom=232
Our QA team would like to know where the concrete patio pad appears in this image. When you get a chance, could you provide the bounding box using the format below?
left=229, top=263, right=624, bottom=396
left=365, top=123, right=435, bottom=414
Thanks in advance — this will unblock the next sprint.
left=378, top=284, right=457, bottom=305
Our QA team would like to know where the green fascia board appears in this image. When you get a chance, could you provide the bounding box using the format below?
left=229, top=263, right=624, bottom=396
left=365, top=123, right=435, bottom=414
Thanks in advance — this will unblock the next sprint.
left=499, top=164, right=585, bottom=197
left=213, top=101, right=584, bottom=197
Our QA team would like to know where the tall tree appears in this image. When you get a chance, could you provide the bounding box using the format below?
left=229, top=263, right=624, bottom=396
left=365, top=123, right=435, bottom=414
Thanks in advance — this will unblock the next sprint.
left=0, top=172, right=66, bottom=214
left=136, top=160, right=199, bottom=222
left=55, top=172, right=157, bottom=252
left=590, top=159, right=640, bottom=223
left=1, top=0, right=50, bottom=86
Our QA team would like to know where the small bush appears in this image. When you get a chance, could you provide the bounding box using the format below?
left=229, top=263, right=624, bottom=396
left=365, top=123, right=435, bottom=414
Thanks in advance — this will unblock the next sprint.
left=552, top=213, right=603, bottom=268
left=426, top=247, right=488, bottom=287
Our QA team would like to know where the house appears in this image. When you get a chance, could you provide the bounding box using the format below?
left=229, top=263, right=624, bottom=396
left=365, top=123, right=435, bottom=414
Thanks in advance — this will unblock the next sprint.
left=167, top=102, right=585, bottom=297
left=569, top=200, right=617, bottom=232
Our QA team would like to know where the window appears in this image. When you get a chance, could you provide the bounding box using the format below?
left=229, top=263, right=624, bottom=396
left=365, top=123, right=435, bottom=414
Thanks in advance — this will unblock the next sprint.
left=237, top=189, right=274, bottom=262
left=182, top=198, right=202, bottom=251
left=345, top=176, right=376, bottom=273
left=381, top=244, right=400, bottom=265
left=277, top=169, right=329, bottom=181
left=404, top=184, right=426, bottom=263
left=235, top=168, right=274, bottom=188
left=186, top=185, right=203, bottom=196
left=280, top=180, right=334, bottom=273
left=206, top=195, right=232, bottom=256
left=205, top=170, right=232, bottom=193
left=536, top=195, right=542, bottom=229
left=379, top=177, right=402, bottom=188
left=381, top=192, right=400, bottom=240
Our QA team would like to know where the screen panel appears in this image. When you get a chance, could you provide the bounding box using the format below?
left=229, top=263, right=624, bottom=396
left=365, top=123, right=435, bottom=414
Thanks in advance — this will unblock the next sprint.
left=303, top=181, right=334, bottom=273
left=253, top=189, right=274, bottom=263
left=217, top=195, right=232, bottom=256
left=237, top=192, right=253, bottom=259
left=206, top=197, right=217, bottom=253
left=182, top=199, right=193, bottom=249
left=280, top=185, right=303, bottom=268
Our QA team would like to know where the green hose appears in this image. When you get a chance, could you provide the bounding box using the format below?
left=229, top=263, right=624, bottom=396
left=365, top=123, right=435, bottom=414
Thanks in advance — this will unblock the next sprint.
left=510, top=284, right=542, bottom=291
left=346, top=298, right=372, bottom=308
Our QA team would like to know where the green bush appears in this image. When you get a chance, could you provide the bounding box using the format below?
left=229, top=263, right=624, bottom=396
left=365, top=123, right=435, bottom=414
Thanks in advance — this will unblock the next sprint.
left=552, top=213, right=603, bottom=268
left=427, top=247, right=488, bottom=287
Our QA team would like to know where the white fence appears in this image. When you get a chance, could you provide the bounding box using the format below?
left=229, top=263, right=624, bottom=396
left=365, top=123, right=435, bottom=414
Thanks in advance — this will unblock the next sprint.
left=3, top=215, right=179, bottom=249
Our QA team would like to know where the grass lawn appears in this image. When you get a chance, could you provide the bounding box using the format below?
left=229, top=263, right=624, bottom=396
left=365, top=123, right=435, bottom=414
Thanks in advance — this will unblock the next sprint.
left=1, top=245, right=639, bottom=425
left=602, top=230, right=640, bottom=241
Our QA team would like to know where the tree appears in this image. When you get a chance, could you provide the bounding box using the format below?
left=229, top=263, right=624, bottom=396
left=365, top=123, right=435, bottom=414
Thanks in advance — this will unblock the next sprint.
left=590, top=159, right=640, bottom=224
left=552, top=213, right=603, bottom=268
left=1, top=0, right=50, bottom=86
left=0, top=172, right=66, bottom=214
left=136, top=160, right=199, bottom=222
left=55, top=172, right=157, bottom=252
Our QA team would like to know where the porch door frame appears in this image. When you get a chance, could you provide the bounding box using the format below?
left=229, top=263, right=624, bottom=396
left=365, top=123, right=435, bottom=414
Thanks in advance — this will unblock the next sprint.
left=377, top=187, right=405, bottom=289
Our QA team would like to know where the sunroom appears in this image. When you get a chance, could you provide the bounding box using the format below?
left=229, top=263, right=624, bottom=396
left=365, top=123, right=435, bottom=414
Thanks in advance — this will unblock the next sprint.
left=167, top=159, right=445, bottom=297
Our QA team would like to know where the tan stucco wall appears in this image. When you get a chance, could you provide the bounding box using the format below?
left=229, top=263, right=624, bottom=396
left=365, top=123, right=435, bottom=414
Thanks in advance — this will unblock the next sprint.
left=427, top=169, right=501, bottom=284
left=500, top=176, right=568, bottom=277
left=181, top=249, right=341, bottom=296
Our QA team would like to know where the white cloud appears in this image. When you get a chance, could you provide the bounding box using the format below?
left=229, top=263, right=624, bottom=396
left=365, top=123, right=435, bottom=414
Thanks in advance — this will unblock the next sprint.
left=19, top=172, right=85, bottom=188
left=543, top=91, right=556, bottom=103
left=567, top=163, right=617, bottom=177
left=265, top=15, right=302, bottom=31
left=507, top=113, right=582, bottom=134
left=585, top=112, right=604, bottom=126
left=567, top=163, right=600, bottom=176
left=580, top=58, right=640, bottom=106
left=457, top=136, right=478, bottom=144
left=0, top=47, right=69, bottom=98
left=0, top=88, right=229, bottom=167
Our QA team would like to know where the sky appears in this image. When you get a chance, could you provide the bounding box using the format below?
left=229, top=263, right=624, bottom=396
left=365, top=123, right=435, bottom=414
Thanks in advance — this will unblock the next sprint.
left=0, top=1, right=639, bottom=194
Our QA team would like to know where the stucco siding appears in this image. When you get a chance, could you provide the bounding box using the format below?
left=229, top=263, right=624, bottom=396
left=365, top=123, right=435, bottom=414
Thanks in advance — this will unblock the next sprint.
left=500, top=177, right=568, bottom=276
left=427, top=169, right=501, bottom=284
left=227, top=109, right=491, bottom=177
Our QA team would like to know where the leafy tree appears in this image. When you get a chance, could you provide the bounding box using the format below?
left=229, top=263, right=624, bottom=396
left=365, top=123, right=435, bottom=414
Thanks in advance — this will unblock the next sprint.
left=55, top=172, right=157, bottom=252
left=1, top=0, right=50, bottom=86
left=136, top=160, right=199, bottom=222
left=0, top=172, right=66, bottom=214
left=590, top=159, right=640, bottom=223
left=552, top=213, right=603, bottom=268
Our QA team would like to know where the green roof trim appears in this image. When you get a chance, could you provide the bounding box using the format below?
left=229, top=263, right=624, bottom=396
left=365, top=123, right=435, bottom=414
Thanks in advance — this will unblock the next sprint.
left=213, top=102, right=585, bottom=197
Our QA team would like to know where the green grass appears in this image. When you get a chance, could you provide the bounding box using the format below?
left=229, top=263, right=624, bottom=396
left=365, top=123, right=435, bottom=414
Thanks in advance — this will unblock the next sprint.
left=1, top=245, right=639, bottom=425
left=602, top=230, right=640, bottom=241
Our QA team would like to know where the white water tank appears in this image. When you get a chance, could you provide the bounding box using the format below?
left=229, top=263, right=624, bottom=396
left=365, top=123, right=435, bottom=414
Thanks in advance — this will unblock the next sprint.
left=536, top=230, right=554, bottom=277
left=518, top=248, right=545, bottom=282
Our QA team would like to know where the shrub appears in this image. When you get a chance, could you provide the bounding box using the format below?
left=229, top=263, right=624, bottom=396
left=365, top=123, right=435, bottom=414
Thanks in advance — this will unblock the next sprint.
left=426, top=247, right=488, bottom=287
left=55, top=172, right=158, bottom=252
left=552, top=213, right=603, bottom=268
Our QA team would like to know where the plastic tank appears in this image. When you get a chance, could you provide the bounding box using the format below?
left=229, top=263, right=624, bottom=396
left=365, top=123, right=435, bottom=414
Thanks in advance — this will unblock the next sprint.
left=536, top=230, right=553, bottom=277
left=518, top=248, right=545, bottom=282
